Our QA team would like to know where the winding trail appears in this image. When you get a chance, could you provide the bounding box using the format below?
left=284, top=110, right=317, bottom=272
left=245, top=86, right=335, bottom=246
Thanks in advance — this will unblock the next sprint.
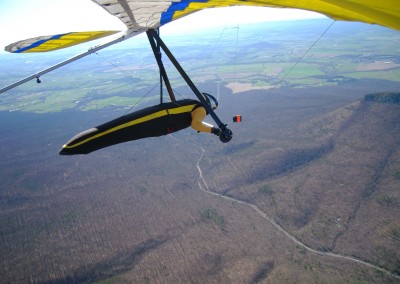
left=195, top=147, right=400, bottom=280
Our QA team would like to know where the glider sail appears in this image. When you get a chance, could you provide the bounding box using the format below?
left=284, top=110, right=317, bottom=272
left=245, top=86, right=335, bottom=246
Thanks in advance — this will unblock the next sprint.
left=92, top=0, right=400, bottom=34
left=2, top=0, right=399, bottom=94
left=5, top=0, right=400, bottom=54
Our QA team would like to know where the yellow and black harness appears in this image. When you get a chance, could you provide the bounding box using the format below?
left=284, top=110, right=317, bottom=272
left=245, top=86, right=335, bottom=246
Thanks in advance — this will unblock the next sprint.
left=60, top=99, right=201, bottom=155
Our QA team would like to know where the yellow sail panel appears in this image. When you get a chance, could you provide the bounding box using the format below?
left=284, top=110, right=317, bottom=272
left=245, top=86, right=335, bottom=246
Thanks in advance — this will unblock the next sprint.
left=6, top=31, right=120, bottom=53
left=164, top=0, right=400, bottom=32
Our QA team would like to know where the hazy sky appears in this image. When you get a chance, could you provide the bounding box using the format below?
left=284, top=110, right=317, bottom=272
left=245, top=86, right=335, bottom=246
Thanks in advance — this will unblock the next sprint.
left=0, top=0, right=325, bottom=52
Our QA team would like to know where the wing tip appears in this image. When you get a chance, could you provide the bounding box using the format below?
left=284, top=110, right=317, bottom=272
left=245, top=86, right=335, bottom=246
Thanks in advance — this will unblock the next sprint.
left=5, top=30, right=122, bottom=53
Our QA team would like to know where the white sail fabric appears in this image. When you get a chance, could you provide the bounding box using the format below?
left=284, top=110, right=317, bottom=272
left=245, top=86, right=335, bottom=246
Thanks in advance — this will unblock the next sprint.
left=92, top=0, right=176, bottom=37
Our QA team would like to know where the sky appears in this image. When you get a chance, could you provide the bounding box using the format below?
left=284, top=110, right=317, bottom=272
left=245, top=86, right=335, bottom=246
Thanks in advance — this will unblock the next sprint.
left=0, top=0, right=326, bottom=52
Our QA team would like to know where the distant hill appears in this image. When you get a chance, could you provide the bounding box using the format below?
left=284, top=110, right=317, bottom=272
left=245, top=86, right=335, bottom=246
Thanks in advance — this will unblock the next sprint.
left=364, top=92, right=400, bottom=104
left=207, top=96, right=400, bottom=278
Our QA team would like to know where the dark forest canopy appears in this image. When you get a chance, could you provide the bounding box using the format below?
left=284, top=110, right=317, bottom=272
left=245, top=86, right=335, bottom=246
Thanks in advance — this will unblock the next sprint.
left=365, top=92, right=400, bottom=104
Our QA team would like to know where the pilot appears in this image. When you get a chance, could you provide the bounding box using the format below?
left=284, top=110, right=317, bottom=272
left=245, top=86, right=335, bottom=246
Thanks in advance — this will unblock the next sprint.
left=60, top=93, right=223, bottom=155
left=172, top=93, right=221, bottom=135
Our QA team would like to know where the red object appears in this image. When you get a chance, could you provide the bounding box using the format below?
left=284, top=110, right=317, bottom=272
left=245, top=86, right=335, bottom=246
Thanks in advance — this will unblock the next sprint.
left=233, top=115, right=242, bottom=123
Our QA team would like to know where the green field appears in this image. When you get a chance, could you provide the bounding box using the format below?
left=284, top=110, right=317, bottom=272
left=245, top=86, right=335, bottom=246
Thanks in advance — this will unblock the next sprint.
left=1, top=19, right=399, bottom=112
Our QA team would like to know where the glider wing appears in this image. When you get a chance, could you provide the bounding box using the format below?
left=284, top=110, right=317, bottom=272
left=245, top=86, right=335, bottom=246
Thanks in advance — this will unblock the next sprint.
left=5, top=30, right=120, bottom=53
left=92, top=0, right=400, bottom=34
left=5, top=0, right=400, bottom=54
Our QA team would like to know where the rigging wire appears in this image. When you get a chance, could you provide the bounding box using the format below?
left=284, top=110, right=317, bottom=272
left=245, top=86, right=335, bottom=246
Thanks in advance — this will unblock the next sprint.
left=94, top=51, right=160, bottom=116
left=121, top=83, right=159, bottom=116
left=241, top=20, right=338, bottom=132
left=210, top=25, right=240, bottom=55
left=94, top=51, right=161, bottom=96
left=209, top=26, right=240, bottom=95
left=232, top=24, right=240, bottom=95
left=275, top=20, right=336, bottom=87
left=94, top=52, right=141, bottom=85
left=171, top=88, right=187, bottom=100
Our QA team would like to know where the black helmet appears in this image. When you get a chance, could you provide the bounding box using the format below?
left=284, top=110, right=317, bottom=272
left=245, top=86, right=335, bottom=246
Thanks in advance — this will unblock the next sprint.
left=202, top=92, right=218, bottom=110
